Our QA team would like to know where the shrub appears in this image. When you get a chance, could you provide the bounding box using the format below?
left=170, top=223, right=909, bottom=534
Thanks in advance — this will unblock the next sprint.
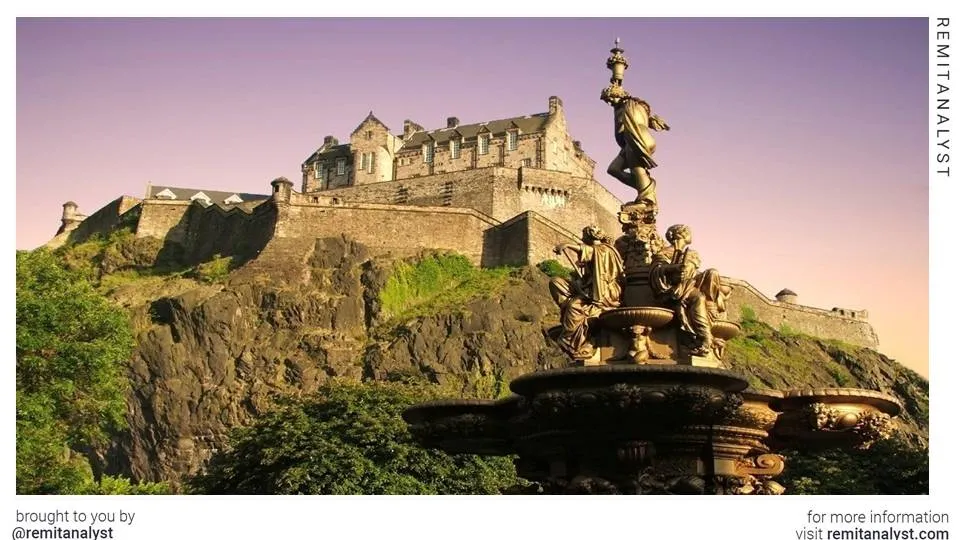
left=379, top=253, right=513, bottom=322
left=536, top=259, right=572, bottom=279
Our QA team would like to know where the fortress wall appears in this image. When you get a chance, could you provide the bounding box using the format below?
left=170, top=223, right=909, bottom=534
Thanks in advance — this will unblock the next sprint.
left=724, top=278, right=880, bottom=349
left=482, top=212, right=581, bottom=268
left=525, top=212, right=581, bottom=267
left=57, top=196, right=143, bottom=246
left=319, top=167, right=501, bottom=217
left=275, top=202, right=499, bottom=265
left=136, top=200, right=193, bottom=244
left=316, top=167, right=621, bottom=245
left=587, top=179, right=627, bottom=221
left=509, top=168, right=622, bottom=238
left=483, top=214, right=529, bottom=267
left=180, top=201, right=277, bottom=265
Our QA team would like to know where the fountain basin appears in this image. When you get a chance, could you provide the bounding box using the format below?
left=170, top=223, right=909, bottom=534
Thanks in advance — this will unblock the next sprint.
left=597, top=306, right=674, bottom=331
left=771, top=388, right=903, bottom=449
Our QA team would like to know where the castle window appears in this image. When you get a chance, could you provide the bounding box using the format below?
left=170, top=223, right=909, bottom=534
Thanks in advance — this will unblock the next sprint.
left=423, top=142, right=434, bottom=164
left=336, top=158, right=346, bottom=176
left=315, top=162, right=325, bottom=179
left=521, top=158, right=532, bottom=167
left=450, top=139, right=461, bottom=159
left=507, top=131, right=518, bottom=151
left=478, top=135, right=489, bottom=155
left=361, top=152, right=374, bottom=173
left=366, top=130, right=373, bottom=140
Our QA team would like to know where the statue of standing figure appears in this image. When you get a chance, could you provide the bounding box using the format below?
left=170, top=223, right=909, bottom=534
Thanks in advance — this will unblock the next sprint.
left=602, top=85, right=670, bottom=211
left=549, top=226, right=624, bottom=362
left=650, top=224, right=730, bottom=357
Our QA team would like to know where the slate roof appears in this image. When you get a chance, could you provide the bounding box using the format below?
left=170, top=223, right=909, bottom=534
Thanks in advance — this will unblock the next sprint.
left=147, top=185, right=269, bottom=205
left=400, top=113, right=550, bottom=151
left=776, top=288, right=798, bottom=297
left=304, top=144, right=352, bottom=165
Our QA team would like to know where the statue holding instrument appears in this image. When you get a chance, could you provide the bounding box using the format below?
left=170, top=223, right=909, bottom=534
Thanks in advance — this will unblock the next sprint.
left=549, top=226, right=624, bottom=362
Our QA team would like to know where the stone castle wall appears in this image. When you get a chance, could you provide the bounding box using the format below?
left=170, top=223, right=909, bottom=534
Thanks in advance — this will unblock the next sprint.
left=275, top=200, right=501, bottom=266
left=51, top=178, right=879, bottom=350
left=724, top=278, right=879, bottom=349
left=178, top=202, right=277, bottom=265
left=136, top=200, right=193, bottom=245
left=46, top=196, right=142, bottom=249
left=482, top=212, right=580, bottom=268
left=317, top=166, right=623, bottom=242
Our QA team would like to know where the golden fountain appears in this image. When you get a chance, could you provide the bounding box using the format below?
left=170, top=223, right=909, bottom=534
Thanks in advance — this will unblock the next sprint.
left=401, top=41, right=902, bottom=495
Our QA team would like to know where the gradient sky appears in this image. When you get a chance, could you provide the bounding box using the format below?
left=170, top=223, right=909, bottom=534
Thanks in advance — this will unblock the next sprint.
left=16, top=18, right=929, bottom=375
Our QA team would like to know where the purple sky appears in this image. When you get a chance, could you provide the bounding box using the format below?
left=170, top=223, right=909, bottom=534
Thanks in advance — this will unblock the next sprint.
left=16, top=18, right=929, bottom=375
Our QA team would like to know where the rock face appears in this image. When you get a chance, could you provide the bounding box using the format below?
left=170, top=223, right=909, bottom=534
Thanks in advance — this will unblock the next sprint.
left=105, top=237, right=568, bottom=485
left=98, top=235, right=928, bottom=487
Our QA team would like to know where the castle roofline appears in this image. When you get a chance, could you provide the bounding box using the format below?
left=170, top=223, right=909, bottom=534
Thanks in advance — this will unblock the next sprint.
left=303, top=143, right=352, bottom=165
left=399, top=112, right=550, bottom=150
left=146, top=185, right=269, bottom=204
left=350, top=111, right=391, bottom=136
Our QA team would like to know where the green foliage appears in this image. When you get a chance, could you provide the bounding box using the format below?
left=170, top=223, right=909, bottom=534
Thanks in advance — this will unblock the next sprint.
left=739, top=305, right=758, bottom=323
left=379, top=253, right=514, bottom=323
left=536, top=259, right=572, bottom=279
left=188, top=381, right=519, bottom=495
left=190, top=254, right=233, bottom=284
left=781, top=434, right=928, bottom=494
left=778, top=322, right=798, bottom=336
left=76, top=475, right=172, bottom=495
left=16, top=249, right=136, bottom=494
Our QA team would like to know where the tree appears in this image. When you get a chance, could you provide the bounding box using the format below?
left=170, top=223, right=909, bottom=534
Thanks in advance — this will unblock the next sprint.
left=779, top=434, right=928, bottom=495
left=16, top=249, right=137, bottom=493
left=188, top=381, right=519, bottom=494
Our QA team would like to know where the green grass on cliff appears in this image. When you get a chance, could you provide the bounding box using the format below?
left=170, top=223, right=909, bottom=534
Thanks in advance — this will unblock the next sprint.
left=379, top=253, right=515, bottom=324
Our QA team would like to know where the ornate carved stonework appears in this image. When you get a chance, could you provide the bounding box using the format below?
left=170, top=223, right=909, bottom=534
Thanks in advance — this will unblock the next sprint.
left=808, top=403, right=894, bottom=449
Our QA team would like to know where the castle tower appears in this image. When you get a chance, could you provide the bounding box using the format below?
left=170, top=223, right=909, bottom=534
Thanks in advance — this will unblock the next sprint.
left=57, top=201, right=83, bottom=234
left=775, top=288, right=798, bottom=304
left=271, top=177, right=293, bottom=204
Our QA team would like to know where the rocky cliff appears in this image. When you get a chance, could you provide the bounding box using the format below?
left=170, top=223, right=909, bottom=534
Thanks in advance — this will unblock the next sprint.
left=80, top=234, right=927, bottom=487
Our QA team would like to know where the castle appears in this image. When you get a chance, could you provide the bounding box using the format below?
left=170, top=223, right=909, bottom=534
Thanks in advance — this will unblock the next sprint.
left=45, top=95, right=879, bottom=349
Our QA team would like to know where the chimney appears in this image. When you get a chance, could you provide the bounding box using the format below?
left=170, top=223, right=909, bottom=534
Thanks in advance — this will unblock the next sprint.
left=548, top=96, right=563, bottom=115
left=323, top=135, right=338, bottom=147
left=446, top=117, right=460, bottom=128
left=403, top=120, right=419, bottom=139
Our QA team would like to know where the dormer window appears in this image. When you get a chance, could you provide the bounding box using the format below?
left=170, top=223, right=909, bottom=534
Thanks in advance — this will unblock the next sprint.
left=507, top=130, right=518, bottom=151
left=423, top=142, right=434, bottom=164
left=315, top=162, right=325, bottom=179
left=450, top=139, right=461, bottom=159
left=478, top=135, right=489, bottom=155
left=336, top=158, right=346, bottom=176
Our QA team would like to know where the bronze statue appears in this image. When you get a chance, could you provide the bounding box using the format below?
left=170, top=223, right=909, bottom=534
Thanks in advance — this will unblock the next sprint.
left=549, top=226, right=624, bottom=361
left=650, top=224, right=729, bottom=356
left=602, top=85, right=670, bottom=210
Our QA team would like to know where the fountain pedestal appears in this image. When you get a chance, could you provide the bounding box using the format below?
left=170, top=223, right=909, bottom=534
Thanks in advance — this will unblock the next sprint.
left=403, top=366, right=902, bottom=495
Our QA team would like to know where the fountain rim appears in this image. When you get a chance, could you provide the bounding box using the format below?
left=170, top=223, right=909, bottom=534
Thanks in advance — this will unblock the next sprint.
left=509, top=364, right=749, bottom=396
left=774, top=387, right=903, bottom=415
